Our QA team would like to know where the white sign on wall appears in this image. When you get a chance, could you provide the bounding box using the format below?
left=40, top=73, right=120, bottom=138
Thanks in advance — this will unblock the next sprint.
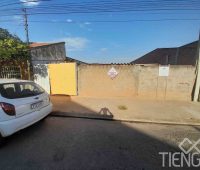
left=159, top=66, right=170, bottom=77
left=108, top=67, right=118, bottom=79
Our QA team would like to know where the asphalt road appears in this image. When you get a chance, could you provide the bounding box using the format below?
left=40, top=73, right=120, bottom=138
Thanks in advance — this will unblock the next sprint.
left=0, top=116, right=200, bottom=170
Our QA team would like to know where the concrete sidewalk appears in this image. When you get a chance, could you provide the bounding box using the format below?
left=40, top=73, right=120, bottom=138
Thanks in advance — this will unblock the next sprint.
left=51, top=96, right=200, bottom=125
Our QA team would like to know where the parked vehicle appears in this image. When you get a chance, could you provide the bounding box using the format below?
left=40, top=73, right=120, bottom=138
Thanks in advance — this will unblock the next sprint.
left=0, top=79, right=52, bottom=143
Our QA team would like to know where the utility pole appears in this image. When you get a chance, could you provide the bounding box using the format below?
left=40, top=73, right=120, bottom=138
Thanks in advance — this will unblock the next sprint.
left=22, top=8, right=32, bottom=80
left=22, top=8, right=30, bottom=45
left=193, top=32, right=200, bottom=102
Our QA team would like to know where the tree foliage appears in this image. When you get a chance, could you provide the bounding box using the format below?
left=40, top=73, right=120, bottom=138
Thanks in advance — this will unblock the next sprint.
left=0, top=28, right=28, bottom=60
left=0, top=28, right=22, bottom=42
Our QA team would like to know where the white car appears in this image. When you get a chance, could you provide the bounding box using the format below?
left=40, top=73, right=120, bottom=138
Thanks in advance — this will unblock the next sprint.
left=0, top=79, right=52, bottom=142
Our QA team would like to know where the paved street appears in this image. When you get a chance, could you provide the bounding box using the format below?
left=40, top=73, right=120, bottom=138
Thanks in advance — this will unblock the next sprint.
left=0, top=116, right=200, bottom=170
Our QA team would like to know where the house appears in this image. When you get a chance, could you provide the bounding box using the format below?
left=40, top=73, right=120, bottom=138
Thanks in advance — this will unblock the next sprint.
left=65, top=56, right=87, bottom=65
left=30, top=42, right=86, bottom=65
left=131, top=41, right=198, bottom=65
left=0, top=41, right=84, bottom=80
left=30, top=42, right=66, bottom=65
left=30, top=42, right=84, bottom=93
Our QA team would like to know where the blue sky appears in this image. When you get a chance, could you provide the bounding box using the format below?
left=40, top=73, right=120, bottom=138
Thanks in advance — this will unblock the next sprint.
left=0, top=0, right=200, bottom=63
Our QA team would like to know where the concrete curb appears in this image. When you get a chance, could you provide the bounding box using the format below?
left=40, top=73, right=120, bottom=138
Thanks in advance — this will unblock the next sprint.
left=50, top=112, right=200, bottom=126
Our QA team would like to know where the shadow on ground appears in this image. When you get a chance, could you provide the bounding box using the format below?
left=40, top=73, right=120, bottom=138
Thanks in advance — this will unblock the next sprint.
left=0, top=117, right=180, bottom=170
left=0, top=99, right=199, bottom=169
left=51, top=95, right=114, bottom=119
left=50, top=95, right=200, bottom=125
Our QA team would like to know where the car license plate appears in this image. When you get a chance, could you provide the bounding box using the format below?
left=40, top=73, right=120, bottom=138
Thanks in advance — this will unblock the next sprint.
left=31, top=101, right=43, bottom=110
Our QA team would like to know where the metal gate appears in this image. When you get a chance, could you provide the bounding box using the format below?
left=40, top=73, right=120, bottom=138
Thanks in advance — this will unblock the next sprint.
left=48, top=63, right=77, bottom=95
left=0, top=66, right=21, bottom=79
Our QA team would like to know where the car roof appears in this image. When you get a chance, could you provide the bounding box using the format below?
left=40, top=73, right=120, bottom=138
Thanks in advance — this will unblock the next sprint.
left=0, top=79, right=33, bottom=84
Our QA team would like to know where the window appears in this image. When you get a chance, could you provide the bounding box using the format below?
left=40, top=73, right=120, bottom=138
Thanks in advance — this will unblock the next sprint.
left=0, top=82, right=44, bottom=99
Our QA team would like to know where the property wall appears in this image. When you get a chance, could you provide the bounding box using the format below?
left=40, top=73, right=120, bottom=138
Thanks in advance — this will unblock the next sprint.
left=137, top=65, right=195, bottom=100
left=78, top=64, right=139, bottom=97
left=78, top=64, right=195, bottom=101
left=30, top=42, right=66, bottom=65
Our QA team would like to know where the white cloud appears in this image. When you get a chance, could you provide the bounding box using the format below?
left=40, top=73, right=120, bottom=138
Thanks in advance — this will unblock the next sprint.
left=84, top=22, right=91, bottom=25
left=78, top=22, right=92, bottom=31
left=100, top=48, right=108, bottom=52
left=20, top=0, right=40, bottom=6
left=61, top=37, right=89, bottom=51
left=66, top=19, right=73, bottom=23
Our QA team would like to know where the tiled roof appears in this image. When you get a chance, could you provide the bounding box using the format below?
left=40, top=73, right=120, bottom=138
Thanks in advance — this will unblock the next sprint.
left=65, top=56, right=87, bottom=64
left=131, top=41, right=198, bottom=65
left=29, top=42, right=65, bottom=48
left=29, top=43, right=50, bottom=48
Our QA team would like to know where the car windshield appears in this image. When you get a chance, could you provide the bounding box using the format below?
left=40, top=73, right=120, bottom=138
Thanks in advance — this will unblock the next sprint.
left=0, top=82, right=45, bottom=99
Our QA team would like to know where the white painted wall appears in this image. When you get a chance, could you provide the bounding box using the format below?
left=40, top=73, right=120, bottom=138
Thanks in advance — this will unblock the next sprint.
left=33, top=64, right=50, bottom=94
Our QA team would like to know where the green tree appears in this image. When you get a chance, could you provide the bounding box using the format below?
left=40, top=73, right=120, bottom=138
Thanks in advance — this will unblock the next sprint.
left=0, top=38, right=28, bottom=60
left=0, top=28, right=21, bottom=42
left=0, top=28, right=28, bottom=60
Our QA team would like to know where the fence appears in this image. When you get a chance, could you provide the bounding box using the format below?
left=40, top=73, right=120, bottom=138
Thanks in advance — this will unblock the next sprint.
left=0, top=66, right=22, bottom=79
left=77, top=64, right=196, bottom=101
left=0, top=62, right=196, bottom=101
left=0, top=60, right=29, bottom=80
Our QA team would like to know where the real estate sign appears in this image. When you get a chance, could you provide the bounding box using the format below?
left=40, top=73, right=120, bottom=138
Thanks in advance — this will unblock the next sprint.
left=108, top=67, right=118, bottom=79
left=159, top=66, right=169, bottom=76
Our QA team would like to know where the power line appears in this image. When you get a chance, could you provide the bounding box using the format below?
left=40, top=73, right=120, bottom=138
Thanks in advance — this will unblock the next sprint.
left=24, top=0, right=200, bottom=9
left=0, top=8, right=200, bottom=17
left=21, top=3, right=200, bottom=13
left=24, top=18, right=200, bottom=22
left=0, top=0, right=50, bottom=8
left=1, top=18, right=200, bottom=24
left=0, top=0, right=17, bottom=6
left=1, top=0, right=200, bottom=11
left=0, top=0, right=199, bottom=20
